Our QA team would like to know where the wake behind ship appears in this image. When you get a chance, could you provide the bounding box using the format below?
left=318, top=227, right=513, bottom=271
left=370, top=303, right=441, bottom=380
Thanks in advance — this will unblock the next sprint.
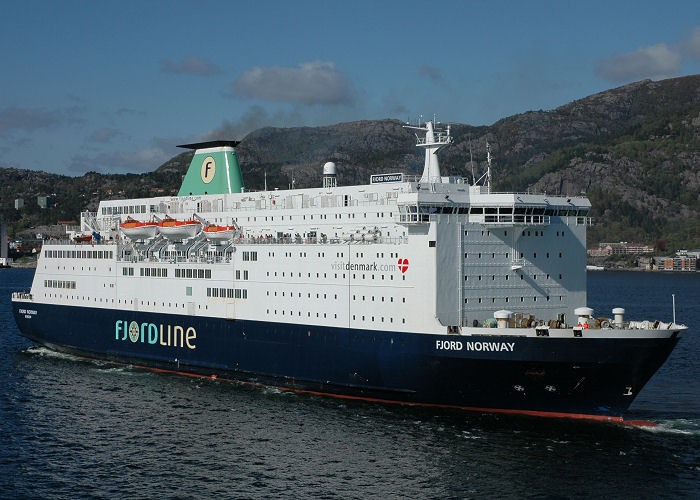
left=11, top=122, right=686, bottom=423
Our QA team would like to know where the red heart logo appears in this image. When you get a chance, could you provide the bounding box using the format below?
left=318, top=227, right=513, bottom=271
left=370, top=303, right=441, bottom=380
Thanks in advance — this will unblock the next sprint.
left=398, top=258, right=409, bottom=273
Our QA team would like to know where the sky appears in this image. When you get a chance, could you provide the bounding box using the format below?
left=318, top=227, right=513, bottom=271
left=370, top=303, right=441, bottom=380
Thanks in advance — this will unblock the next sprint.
left=1, top=0, right=699, bottom=176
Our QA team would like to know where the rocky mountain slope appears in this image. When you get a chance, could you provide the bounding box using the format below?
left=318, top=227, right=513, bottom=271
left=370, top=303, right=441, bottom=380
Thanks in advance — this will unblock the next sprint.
left=1, top=75, right=698, bottom=250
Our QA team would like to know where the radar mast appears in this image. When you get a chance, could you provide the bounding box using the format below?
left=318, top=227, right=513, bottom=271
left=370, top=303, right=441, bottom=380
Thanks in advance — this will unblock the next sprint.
left=404, top=119, right=453, bottom=183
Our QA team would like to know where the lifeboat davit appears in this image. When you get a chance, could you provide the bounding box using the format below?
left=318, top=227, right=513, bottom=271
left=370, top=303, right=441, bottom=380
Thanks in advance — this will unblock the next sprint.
left=203, top=225, right=236, bottom=241
left=120, top=218, right=158, bottom=240
left=157, top=217, right=202, bottom=240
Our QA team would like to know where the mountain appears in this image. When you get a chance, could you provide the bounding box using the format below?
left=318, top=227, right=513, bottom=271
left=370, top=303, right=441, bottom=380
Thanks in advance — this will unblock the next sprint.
left=1, top=75, right=699, bottom=250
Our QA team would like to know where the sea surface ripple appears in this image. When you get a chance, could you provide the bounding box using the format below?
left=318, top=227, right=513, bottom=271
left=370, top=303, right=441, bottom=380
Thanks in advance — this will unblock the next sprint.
left=1, top=269, right=698, bottom=498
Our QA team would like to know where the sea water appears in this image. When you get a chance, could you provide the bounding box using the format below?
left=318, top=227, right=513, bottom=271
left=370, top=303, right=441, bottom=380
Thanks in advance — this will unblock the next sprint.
left=1, top=268, right=698, bottom=498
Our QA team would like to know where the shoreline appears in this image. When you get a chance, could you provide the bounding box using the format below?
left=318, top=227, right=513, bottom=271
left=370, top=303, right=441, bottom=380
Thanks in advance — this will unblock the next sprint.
left=587, top=263, right=699, bottom=273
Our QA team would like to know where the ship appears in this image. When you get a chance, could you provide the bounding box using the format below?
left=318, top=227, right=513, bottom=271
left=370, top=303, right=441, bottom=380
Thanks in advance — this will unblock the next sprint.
left=11, top=123, right=687, bottom=423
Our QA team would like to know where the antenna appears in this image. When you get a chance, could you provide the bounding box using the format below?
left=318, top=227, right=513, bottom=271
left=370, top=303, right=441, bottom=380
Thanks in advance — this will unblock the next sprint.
left=469, top=137, right=475, bottom=185
left=403, top=117, right=453, bottom=183
left=486, top=140, right=492, bottom=193
left=264, top=170, right=267, bottom=192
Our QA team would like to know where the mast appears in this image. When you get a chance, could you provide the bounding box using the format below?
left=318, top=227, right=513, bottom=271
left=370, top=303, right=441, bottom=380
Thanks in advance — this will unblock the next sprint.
left=404, top=119, right=453, bottom=183
left=486, top=140, right=492, bottom=193
left=469, top=137, right=475, bottom=185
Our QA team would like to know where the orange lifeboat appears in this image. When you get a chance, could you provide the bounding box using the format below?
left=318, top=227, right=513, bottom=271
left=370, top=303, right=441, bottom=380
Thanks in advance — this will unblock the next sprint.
left=156, top=217, right=202, bottom=240
left=73, top=234, right=93, bottom=243
left=120, top=218, right=158, bottom=239
left=203, top=225, right=236, bottom=241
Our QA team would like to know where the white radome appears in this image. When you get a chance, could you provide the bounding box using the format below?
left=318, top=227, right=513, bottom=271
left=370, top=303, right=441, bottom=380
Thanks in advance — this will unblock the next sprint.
left=323, top=162, right=337, bottom=176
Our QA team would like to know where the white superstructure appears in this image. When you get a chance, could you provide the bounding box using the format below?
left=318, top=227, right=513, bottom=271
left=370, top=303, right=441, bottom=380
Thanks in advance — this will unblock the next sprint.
left=32, top=122, right=600, bottom=335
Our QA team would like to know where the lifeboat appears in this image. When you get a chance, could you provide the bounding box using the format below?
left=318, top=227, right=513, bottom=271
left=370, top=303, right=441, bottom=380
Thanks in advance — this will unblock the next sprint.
left=120, top=218, right=158, bottom=240
left=73, top=234, right=93, bottom=243
left=156, top=217, right=202, bottom=240
left=203, top=225, right=236, bottom=241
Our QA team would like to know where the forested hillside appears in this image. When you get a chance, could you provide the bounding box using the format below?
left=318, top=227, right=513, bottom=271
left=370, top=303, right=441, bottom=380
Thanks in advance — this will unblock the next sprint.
left=1, top=75, right=698, bottom=250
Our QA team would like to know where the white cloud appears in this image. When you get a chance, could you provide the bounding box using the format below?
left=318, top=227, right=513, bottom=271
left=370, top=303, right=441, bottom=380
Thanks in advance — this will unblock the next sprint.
left=232, top=61, right=354, bottom=105
left=595, top=26, right=700, bottom=84
left=199, top=105, right=304, bottom=141
left=0, top=106, right=82, bottom=137
left=682, top=25, right=700, bottom=61
left=595, top=43, right=682, bottom=83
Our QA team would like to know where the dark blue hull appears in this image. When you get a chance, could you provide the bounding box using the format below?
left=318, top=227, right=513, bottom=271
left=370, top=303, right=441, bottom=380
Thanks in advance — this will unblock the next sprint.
left=12, top=301, right=679, bottom=421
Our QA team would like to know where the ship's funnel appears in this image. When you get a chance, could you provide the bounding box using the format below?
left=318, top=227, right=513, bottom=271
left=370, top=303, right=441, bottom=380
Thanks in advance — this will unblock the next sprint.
left=177, top=141, right=244, bottom=196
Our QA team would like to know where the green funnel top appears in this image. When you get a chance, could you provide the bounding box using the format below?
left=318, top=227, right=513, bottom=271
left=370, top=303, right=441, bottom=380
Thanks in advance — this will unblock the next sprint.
left=177, top=141, right=244, bottom=196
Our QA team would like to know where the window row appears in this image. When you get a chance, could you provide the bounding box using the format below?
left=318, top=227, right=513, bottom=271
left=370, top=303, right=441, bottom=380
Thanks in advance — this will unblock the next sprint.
left=140, top=267, right=168, bottom=278
left=207, top=287, right=247, bottom=299
left=264, top=250, right=398, bottom=260
left=465, top=273, right=562, bottom=281
left=465, top=229, right=567, bottom=238
left=175, top=268, right=212, bottom=279
left=235, top=270, right=249, bottom=280
left=352, top=315, right=406, bottom=324
left=464, top=296, right=563, bottom=303
left=45, top=249, right=113, bottom=259
left=266, top=270, right=405, bottom=282
left=102, top=205, right=150, bottom=215
left=467, top=206, right=587, bottom=216
left=265, top=291, right=407, bottom=304
left=267, top=309, right=336, bottom=318
left=44, top=280, right=76, bottom=289
left=247, top=212, right=394, bottom=222
left=465, top=251, right=562, bottom=259
left=353, top=295, right=406, bottom=303
left=262, top=309, right=406, bottom=325
left=268, top=291, right=337, bottom=299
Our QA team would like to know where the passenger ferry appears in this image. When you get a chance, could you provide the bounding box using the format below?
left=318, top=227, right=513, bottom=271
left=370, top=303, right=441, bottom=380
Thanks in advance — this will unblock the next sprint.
left=11, top=121, right=686, bottom=423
